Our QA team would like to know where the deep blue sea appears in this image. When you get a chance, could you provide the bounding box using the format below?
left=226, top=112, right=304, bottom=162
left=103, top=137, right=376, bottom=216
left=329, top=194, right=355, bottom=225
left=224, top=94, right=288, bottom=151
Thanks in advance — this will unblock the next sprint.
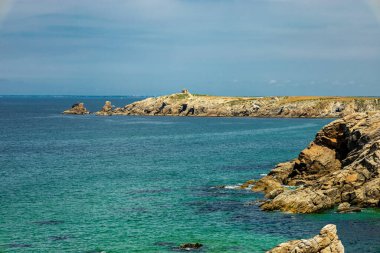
left=0, top=96, right=379, bottom=253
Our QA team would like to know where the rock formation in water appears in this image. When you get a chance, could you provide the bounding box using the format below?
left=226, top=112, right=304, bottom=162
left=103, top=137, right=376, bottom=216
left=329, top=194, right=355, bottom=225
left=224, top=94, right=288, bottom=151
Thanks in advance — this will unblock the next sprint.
left=242, top=112, right=380, bottom=213
left=267, top=224, right=344, bottom=253
left=63, top=103, right=89, bottom=115
left=178, top=242, right=203, bottom=251
left=95, top=101, right=113, bottom=116
left=94, top=91, right=380, bottom=118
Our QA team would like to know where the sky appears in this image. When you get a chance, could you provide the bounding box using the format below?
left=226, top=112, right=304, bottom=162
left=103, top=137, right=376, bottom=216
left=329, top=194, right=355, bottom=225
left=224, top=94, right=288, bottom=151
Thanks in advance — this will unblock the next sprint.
left=0, top=0, right=379, bottom=96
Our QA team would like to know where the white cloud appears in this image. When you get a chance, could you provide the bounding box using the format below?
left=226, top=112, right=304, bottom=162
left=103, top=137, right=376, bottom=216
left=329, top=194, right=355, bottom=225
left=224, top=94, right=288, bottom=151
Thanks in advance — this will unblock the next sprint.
left=269, top=79, right=277, bottom=84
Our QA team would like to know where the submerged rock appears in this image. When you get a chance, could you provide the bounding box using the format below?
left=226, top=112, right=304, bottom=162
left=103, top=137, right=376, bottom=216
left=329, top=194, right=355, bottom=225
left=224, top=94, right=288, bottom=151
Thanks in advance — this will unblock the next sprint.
left=63, top=103, right=89, bottom=115
left=178, top=242, right=203, bottom=251
left=32, top=220, right=64, bottom=225
left=8, top=243, right=33, bottom=248
left=243, top=112, right=380, bottom=213
left=267, top=224, right=344, bottom=253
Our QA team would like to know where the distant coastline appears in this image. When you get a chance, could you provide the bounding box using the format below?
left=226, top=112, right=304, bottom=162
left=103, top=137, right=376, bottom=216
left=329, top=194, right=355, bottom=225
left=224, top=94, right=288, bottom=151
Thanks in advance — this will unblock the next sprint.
left=63, top=90, right=380, bottom=118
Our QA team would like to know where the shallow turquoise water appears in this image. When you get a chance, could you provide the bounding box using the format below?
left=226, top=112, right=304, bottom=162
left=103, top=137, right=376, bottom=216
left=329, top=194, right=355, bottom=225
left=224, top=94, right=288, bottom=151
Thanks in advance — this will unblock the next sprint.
left=0, top=97, right=379, bottom=253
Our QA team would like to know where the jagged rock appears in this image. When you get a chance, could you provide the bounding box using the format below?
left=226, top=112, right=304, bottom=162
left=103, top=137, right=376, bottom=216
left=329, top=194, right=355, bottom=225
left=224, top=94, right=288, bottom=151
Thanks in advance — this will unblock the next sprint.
left=80, top=92, right=380, bottom=117
left=96, top=101, right=113, bottom=116
left=265, top=188, right=285, bottom=199
left=63, top=103, right=89, bottom=115
left=243, top=112, right=380, bottom=213
left=267, top=224, right=344, bottom=253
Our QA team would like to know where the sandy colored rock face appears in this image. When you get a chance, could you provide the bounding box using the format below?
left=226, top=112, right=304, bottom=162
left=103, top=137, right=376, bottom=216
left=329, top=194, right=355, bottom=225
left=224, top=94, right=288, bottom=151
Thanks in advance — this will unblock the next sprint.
left=243, top=112, right=380, bottom=213
left=93, top=92, right=380, bottom=118
left=95, top=101, right=113, bottom=116
left=267, top=224, right=344, bottom=253
left=63, top=103, right=89, bottom=115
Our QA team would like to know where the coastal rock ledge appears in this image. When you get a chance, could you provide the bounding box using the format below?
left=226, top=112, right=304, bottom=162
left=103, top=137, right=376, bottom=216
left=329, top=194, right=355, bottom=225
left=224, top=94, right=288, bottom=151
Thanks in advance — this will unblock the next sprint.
left=93, top=91, right=380, bottom=118
left=267, top=224, right=344, bottom=253
left=243, top=112, right=380, bottom=213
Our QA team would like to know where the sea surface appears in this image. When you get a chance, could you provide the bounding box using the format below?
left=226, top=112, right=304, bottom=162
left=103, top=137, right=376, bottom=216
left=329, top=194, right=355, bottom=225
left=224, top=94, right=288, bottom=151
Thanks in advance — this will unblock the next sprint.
left=0, top=96, right=379, bottom=253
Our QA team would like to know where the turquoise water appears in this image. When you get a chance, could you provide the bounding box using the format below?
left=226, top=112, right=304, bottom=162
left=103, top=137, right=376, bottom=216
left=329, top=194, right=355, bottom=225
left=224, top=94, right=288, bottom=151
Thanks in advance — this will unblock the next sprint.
left=0, top=97, right=379, bottom=253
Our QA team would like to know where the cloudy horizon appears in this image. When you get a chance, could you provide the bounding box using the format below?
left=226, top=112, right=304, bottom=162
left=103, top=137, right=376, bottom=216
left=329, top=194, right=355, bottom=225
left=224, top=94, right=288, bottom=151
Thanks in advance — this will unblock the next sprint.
left=0, top=0, right=379, bottom=96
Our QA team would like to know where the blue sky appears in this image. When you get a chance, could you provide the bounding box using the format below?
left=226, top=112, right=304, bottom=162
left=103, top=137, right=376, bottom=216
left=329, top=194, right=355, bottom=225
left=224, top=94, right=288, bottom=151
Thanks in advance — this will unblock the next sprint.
left=0, top=0, right=379, bottom=96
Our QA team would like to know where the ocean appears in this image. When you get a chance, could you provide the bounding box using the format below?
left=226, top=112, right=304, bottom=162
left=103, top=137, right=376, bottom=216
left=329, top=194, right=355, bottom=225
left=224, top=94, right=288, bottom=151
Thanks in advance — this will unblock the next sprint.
left=0, top=97, right=379, bottom=253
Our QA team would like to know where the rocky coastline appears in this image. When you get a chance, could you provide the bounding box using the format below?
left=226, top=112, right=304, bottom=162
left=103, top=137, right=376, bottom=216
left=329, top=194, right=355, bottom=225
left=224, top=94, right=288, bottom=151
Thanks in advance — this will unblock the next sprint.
left=63, top=90, right=380, bottom=118
left=267, top=224, right=344, bottom=253
left=61, top=93, right=380, bottom=252
left=241, top=112, right=380, bottom=214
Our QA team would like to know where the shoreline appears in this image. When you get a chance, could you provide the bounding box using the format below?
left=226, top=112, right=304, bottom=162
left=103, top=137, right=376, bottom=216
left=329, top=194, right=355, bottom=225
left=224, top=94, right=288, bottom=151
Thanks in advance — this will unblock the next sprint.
left=63, top=90, right=380, bottom=118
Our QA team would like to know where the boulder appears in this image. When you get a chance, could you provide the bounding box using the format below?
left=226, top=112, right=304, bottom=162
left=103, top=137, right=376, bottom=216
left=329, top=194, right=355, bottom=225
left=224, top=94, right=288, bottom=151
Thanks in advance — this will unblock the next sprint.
left=337, top=202, right=351, bottom=212
left=267, top=224, right=344, bottom=253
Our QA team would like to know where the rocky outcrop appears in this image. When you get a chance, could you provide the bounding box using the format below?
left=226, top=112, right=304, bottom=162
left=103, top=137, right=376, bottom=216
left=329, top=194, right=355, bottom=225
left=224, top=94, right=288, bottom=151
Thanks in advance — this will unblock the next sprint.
left=243, top=112, right=380, bottom=213
left=267, top=224, right=344, bottom=253
left=93, top=91, right=380, bottom=118
left=178, top=242, right=203, bottom=251
left=63, top=103, right=89, bottom=115
left=95, top=101, right=113, bottom=116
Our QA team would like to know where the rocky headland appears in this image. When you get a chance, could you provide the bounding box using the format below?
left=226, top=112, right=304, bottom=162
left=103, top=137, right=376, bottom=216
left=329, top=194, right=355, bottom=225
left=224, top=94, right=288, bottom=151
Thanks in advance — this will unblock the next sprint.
left=63, top=103, right=90, bottom=115
left=93, top=90, right=379, bottom=118
left=241, top=112, right=380, bottom=213
left=267, top=224, right=344, bottom=253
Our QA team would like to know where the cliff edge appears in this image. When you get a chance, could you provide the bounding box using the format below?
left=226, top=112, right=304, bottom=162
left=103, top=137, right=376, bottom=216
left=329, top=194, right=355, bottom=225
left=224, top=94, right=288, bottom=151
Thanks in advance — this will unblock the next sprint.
left=242, top=112, right=380, bottom=213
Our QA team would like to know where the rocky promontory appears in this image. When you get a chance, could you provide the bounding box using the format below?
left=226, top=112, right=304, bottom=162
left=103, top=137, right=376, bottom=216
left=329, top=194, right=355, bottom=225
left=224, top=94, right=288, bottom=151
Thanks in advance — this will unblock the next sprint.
left=267, top=224, right=344, bottom=253
left=242, top=112, right=380, bottom=213
left=63, top=103, right=90, bottom=115
left=94, top=90, right=380, bottom=118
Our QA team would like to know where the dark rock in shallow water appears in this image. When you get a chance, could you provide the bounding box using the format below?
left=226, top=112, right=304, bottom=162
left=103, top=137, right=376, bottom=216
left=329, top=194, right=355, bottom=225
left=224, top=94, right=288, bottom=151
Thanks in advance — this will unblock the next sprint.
left=32, top=220, right=64, bottom=225
left=49, top=235, right=71, bottom=241
left=154, top=241, right=177, bottom=247
left=8, top=243, right=32, bottom=248
left=85, top=249, right=107, bottom=253
left=178, top=243, right=203, bottom=251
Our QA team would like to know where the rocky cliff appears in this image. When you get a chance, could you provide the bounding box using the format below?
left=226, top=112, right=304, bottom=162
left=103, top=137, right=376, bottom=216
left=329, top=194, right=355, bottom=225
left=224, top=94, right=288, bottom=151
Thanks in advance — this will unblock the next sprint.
left=267, top=224, right=344, bottom=253
left=63, top=103, right=90, bottom=115
left=95, top=91, right=380, bottom=118
left=242, top=112, right=380, bottom=213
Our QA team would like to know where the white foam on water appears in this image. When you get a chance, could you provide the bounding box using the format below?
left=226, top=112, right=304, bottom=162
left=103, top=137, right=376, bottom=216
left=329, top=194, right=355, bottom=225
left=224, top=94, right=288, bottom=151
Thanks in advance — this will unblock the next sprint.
left=223, top=184, right=242, bottom=189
